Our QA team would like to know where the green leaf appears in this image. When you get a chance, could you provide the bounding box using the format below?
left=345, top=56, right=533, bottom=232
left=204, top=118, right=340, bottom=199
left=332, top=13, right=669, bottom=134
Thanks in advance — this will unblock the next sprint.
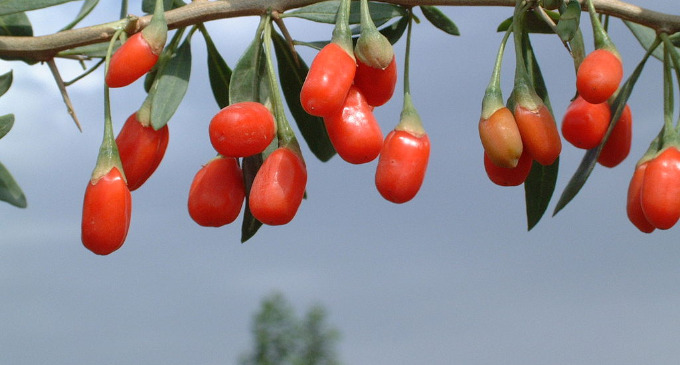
left=241, top=154, right=264, bottom=243
left=57, top=40, right=120, bottom=58
left=150, top=36, right=192, bottom=130
left=201, top=26, right=231, bottom=109
left=60, top=0, right=99, bottom=31
left=283, top=0, right=405, bottom=25
left=0, top=11, right=32, bottom=36
left=0, top=69, right=12, bottom=97
left=555, top=0, right=581, bottom=42
left=525, top=160, right=559, bottom=230
left=272, top=31, right=335, bottom=162
left=230, top=29, right=265, bottom=105
left=553, top=37, right=659, bottom=216
left=142, top=0, right=181, bottom=13
left=420, top=6, right=459, bottom=36
left=497, top=10, right=559, bottom=33
left=0, top=0, right=78, bottom=16
left=379, top=15, right=408, bottom=45
left=0, top=113, right=14, bottom=139
left=0, top=161, right=26, bottom=208
left=625, top=21, right=677, bottom=66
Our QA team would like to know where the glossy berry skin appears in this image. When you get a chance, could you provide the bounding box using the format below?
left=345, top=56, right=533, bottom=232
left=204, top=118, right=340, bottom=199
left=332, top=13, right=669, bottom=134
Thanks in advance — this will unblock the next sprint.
left=375, top=130, right=430, bottom=204
left=300, top=43, right=356, bottom=117
left=484, top=150, right=533, bottom=187
left=81, top=168, right=132, bottom=255
left=188, top=156, right=245, bottom=227
left=249, top=147, right=307, bottom=226
left=598, top=104, right=632, bottom=168
left=627, top=163, right=655, bottom=233
left=209, top=102, right=276, bottom=158
left=576, top=49, right=623, bottom=104
left=514, top=103, right=562, bottom=166
left=640, top=147, right=680, bottom=230
left=561, top=96, right=610, bottom=150
left=323, top=86, right=383, bottom=164
left=106, top=32, right=160, bottom=88
left=116, top=113, right=169, bottom=191
left=479, top=107, right=523, bottom=168
left=353, top=56, right=398, bottom=107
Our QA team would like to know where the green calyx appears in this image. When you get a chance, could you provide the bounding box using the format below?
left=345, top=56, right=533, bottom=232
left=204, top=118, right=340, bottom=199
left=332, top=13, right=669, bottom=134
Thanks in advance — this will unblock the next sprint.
left=355, top=0, right=394, bottom=69
left=512, top=1, right=544, bottom=112
left=585, top=0, right=619, bottom=57
left=141, top=0, right=168, bottom=55
left=396, top=92, right=426, bottom=137
left=481, top=27, right=512, bottom=120
left=331, top=0, right=355, bottom=59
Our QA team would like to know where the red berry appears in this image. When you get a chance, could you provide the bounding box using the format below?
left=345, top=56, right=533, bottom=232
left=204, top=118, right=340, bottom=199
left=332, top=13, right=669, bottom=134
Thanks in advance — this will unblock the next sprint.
left=188, top=156, right=245, bottom=227
left=300, top=43, right=356, bottom=117
left=561, top=96, right=610, bottom=149
left=209, top=102, right=276, bottom=158
left=249, top=147, right=307, bottom=225
left=106, top=32, right=160, bottom=88
left=640, top=147, right=680, bottom=230
left=479, top=107, right=523, bottom=168
left=576, top=49, right=623, bottom=104
left=116, top=112, right=169, bottom=191
left=81, top=167, right=132, bottom=255
left=627, top=163, right=655, bottom=233
left=514, top=103, right=562, bottom=166
left=484, top=150, right=533, bottom=186
left=353, top=56, right=398, bottom=107
left=598, top=104, right=632, bottom=168
left=323, top=86, right=383, bottom=164
left=375, top=130, right=430, bottom=203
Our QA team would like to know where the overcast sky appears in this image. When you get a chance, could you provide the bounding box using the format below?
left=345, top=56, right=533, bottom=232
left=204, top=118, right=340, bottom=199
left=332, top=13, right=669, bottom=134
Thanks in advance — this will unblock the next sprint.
left=2, top=1, right=680, bottom=364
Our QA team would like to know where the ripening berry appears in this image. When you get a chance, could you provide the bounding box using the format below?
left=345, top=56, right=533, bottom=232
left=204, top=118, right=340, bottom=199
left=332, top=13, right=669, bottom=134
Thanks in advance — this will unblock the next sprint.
left=375, top=130, right=430, bottom=203
left=209, top=102, right=276, bottom=158
left=484, top=150, right=533, bottom=186
left=116, top=112, right=169, bottom=191
left=598, top=104, right=632, bottom=168
left=640, top=147, right=680, bottom=230
left=353, top=56, right=398, bottom=107
left=627, top=163, right=655, bottom=233
left=479, top=107, right=523, bottom=168
left=576, top=49, right=623, bottom=104
left=561, top=96, right=610, bottom=150
left=300, top=43, right=356, bottom=117
left=514, top=103, right=562, bottom=166
left=106, top=33, right=160, bottom=88
left=188, top=156, right=245, bottom=227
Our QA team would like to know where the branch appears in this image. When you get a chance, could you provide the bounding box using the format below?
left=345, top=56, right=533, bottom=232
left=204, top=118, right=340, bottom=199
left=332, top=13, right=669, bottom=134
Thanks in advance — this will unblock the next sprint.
left=0, top=0, right=678, bottom=61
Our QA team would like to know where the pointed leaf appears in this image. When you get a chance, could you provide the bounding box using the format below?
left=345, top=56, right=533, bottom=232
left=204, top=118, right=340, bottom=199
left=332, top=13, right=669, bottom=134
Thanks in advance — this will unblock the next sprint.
left=525, top=160, right=559, bottom=230
left=379, top=16, right=408, bottom=45
left=0, top=161, right=26, bottom=208
left=58, top=40, right=120, bottom=58
left=272, top=31, right=335, bottom=162
left=150, top=36, right=191, bottom=130
left=0, top=11, right=32, bottom=36
left=230, top=30, right=265, bottom=105
left=0, top=113, right=14, bottom=139
left=241, top=154, right=264, bottom=243
left=0, top=0, right=78, bottom=16
left=420, top=6, right=459, bottom=36
left=0, top=69, right=12, bottom=97
left=555, top=0, right=581, bottom=42
left=625, top=21, right=677, bottom=67
left=497, top=10, right=559, bottom=33
left=553, top=38, right=659, bottom=215
left=283, top=0, right=405, bottom=25
left=60, top=0, right=99, bottom=31
left=201, top=27, right=231, bottom=109
left=142, top=0, right=180, bottom=13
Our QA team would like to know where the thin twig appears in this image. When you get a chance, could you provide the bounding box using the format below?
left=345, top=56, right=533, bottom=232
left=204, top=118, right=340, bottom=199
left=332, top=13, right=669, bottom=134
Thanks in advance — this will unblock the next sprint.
left=272, top=11, right=300, bottom=67
left=47, top=59, right=83, bottom=132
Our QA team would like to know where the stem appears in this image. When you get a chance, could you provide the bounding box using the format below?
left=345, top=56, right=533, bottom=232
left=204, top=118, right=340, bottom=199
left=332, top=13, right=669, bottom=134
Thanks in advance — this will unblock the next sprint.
left=586, top=0, right=617, bottom=55
left=47, top=59, right=82, bottom=132
left=481, top=26, right=512, bottom=120
left=396, top=9, right=425, bottom=136
left=663, top=43, right=673, bottom=135
left=330, top=0, right=354, bottom=57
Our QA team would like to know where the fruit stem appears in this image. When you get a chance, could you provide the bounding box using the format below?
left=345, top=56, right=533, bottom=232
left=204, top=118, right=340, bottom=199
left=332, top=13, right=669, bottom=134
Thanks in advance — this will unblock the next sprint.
left=585, top=0, right=618, bottom=56
left=396, top=9, right=425, bottom=137
left=331, top=0, right=354, bottom=59
left=512, top=0, right=542, bottom=111
left=263, top=12, right=302, bottom=155
left=481, top=26, right=512, bottom=120
left=141, top=0, right=168, bottom=55
left=93, top=28, right=127, bottom=183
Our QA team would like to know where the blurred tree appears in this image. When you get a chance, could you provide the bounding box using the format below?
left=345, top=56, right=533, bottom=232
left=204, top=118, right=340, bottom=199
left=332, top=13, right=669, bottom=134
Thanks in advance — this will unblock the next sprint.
left=239, top=293, right=341, bottom=365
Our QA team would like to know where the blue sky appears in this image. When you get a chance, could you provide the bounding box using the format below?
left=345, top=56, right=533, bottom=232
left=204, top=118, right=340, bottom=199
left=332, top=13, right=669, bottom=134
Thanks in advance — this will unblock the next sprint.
left=2, top=1, right=680, bottom=364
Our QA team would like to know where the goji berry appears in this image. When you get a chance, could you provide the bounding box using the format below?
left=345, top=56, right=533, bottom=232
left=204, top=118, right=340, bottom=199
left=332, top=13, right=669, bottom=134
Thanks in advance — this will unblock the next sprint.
left=300, top=43, right=356, bottom=117
left=323, top=86, right=383, bottom=164
left=353, top=56, right=398, bottom=107
left=626, top=163, right=655, bottom=233
left=640, top=147, right=680, bottom=230
left=514, top=103, right=562, bottom=166
left=561, top=96, right=610, bottom=149
left=209, top=102, right=276, bottom=158
left=106, top=33, right=160, bottom=88
left=479, top=106, right=523, bottom=168
left=598, top=104, right=632, bottom=168
left=188, top=156, right=245, bottom=227
left=116, top=112, right=169, bottom=191
left=81, top=167, right=132, bottom=255
left=576, top=49, right=623, bottom=104
left=375, top=130, right=430, bottom=203
left=484, top=150, right=533, bottom=186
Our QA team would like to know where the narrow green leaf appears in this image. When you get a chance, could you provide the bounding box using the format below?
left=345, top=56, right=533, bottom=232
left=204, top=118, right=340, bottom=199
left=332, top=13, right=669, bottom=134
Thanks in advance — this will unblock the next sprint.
left=0, top=0, right=78, bottom=16
left=272, top=31, right=335, bottom=162
left=497, top=10, right=559, bottom=33
left=142, top=0, right=180, bottom=13
left=553, top=38, right=660, bottom=216
left=241, top=154, right=264, bottom=243
left=625, top=21, right=677, bottom=67
left=60, top=0, right=99, bottom=31
left=379, top=16, right=408, bottom=45
left=201, top=26, right=232, bottom=109
left=150, top=37, right=191, bottom=130
left=230, top=30, right=265, bottom=105
left=555, top=0, right=581, bottom=42
left=0, top=11, right=32, bottom=36
left=0, top=70, right=12, bottom=97
left=283, top=0, right=405, bottom=25
left=0, top=113, right=14, bottom=139
left=420, top=6, right=459, bottom=36
left=0, top=161, right=26, bottom=208
left=58, top=41, right=120, bottom=58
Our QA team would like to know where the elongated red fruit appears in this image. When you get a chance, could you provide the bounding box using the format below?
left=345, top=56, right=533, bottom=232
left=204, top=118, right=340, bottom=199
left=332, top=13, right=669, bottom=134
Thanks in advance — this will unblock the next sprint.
left=249, top=147, right=307, bottom=225
left=81, top=167, right=132, bottom=255
left=106, top=33, right=160, bottom=88
left=300, top=43, right=356, bottom=117
left=209, top=102, right=276, bottom=158
left=188, top=156, right=245, bottom=227
left=626, top=163, right=654, bottom=233
left=484, top=150, right=533, bottom=186
left=561, top=96, right=610, bottom=149
left=353, top=56, right=398, bottom=107
left=514, top=103, right=562, bottom=166
left=598, top=104, right=632, bottom=168
left=640, top=147, right=680, bottom=230
left=323, top=86, right=383, bottom=164
left=576, top=49, right=623, bottom=104
left=479, top=107, right=523, bottom=168
left=116, top=112, right=169, bottom=191
left=375, top=130, right=430, bottom=203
